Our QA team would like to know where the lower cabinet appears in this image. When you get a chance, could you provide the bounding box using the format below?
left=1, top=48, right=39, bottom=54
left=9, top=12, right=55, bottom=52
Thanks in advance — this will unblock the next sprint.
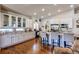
left=0, top=32, right=35, bottom=48
left=1, top=34, right=12, bottom=48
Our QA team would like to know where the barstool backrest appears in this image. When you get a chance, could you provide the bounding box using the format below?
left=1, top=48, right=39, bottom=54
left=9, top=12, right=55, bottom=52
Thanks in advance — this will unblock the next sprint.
left=51, top=32, right=59, bottom=47
left=51, top=32, right=59, bottom=41
left=40, top=32, right=46, bottom=37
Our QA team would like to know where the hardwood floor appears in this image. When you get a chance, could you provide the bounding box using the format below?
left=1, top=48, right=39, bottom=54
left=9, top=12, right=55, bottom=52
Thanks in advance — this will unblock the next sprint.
left=0, top=38, right=79, bottom=54
left=0, top=38, right=51, bottom=54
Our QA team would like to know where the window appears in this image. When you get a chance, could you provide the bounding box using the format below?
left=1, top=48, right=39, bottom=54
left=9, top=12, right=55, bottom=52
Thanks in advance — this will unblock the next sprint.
left=18, top=17, right=21, bottom=27
left=3, top=15, right=9, bottom=26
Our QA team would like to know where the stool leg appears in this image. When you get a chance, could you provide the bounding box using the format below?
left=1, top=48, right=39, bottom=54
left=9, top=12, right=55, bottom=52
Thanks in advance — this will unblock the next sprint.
left=41, top=38, right=45, bottom=49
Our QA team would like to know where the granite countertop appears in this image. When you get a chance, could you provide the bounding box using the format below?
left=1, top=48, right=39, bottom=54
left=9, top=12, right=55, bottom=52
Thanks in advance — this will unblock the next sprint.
left=62, top=32, right=74, bottom=35
left=0, top=31, right=34, bottom=35
left=45, top=31, right=74, bottom=35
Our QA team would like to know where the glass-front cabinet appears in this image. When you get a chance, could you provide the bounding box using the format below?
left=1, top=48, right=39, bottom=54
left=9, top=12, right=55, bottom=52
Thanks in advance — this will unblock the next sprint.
left=3, top=15, right=9, bottom=27
left=0, top=11, right=34, bottom=32
left=18, top=17, right=21, bottom=27
left=0, top=13, right=33, bottom=32
left=23, top=18, right=26, bottom=27
left=12, top=16, right=16, bottom=27
left=2, top=14, right=28, bottom=28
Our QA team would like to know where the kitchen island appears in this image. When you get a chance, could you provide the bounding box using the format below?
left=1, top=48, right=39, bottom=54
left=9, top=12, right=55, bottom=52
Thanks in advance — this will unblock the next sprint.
left=0, top=31, right=35, bottom=48
left=40, top=31, right=74, bottom=48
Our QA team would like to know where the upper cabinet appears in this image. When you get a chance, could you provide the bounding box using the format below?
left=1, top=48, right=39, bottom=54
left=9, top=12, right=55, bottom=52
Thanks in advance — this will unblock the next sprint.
left=3, top=14, right=9, bottom=27
left=23, top=18, right=26, bottom=27
left=12, top=16, right=16, bottom=27
left=18, top=17, right=21, bottom=27
left=1, top=13, right=31, bottom=28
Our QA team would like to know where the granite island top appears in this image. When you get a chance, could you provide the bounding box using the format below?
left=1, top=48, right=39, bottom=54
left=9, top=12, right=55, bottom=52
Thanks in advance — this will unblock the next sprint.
left=0, top=31, right=34, bottom=36
left=45, top=31, right=74, bottom=35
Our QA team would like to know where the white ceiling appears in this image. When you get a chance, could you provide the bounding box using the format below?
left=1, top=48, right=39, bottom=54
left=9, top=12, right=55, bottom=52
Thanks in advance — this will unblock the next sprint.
left=3, top=4, right=79, bottom=19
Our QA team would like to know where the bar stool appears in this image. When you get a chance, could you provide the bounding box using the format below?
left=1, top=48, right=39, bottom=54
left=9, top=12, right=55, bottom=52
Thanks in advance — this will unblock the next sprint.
left=64, top=41, right=72, bottom=48
left=43, top=34, right=49, bottom=46
left=51, top=32, right=59, bottom=47
left=63, top=33, right=74, bottom=48
left=41, top=32, right=49, bottom=48
left=58, top=35, right=61, bottom=47
left=49, top=32, right=59, bottom=53
left=51, top=39, right=59, bottom=48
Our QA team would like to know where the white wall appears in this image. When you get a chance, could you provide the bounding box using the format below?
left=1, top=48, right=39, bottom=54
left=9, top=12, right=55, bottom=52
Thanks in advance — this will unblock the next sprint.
left=42, top=10, right=74, bottom=29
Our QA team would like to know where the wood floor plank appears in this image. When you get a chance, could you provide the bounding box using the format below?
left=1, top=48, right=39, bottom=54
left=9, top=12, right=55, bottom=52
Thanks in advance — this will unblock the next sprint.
left=0, top=38, right=49, bottom=54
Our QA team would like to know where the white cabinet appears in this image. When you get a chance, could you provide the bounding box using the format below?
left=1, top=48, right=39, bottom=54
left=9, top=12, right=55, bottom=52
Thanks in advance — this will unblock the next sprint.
left=0, top=32, right=35, bottom=48
left=3, top=15, right=9, bottom=27
left=11, top=34, right=17, bottom=45
left=1, top=34, right=12, bottom=48
left=1, top=13, right=31, bottom=28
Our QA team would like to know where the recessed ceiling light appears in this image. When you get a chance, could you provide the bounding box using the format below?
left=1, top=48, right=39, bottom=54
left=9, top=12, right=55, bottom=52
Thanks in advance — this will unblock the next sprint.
left=42, top=8, right=45, bottom=11
left=48, top=13, right=51, bottom=16
left=41, top=16, right=44, bottom=18
left=57, top=9, right=61, bottom=12
left=70, top=5, right=74, bottom=8
left=33, top=12, right=37, bottom=15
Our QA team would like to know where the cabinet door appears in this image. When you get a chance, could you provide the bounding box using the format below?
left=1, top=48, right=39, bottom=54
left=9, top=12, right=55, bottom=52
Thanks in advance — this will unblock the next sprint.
left=23, top=18, right=26, bottom=27
left=13, top=33, right=23, bottom=44
left=11, top=34, right=15, bottom=44
left=18, top=17, right=21, bottom=27
left=1, top=35, right=11, bottom=48
left=15, top=34, right=21, bottom=43
left=3, top=15, right=9, bottom=27
left=11, top=34, right=18, bottom=44
left=17, top=33, right=23, bottom=42
left=11, top=16, right=16, bottom=27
